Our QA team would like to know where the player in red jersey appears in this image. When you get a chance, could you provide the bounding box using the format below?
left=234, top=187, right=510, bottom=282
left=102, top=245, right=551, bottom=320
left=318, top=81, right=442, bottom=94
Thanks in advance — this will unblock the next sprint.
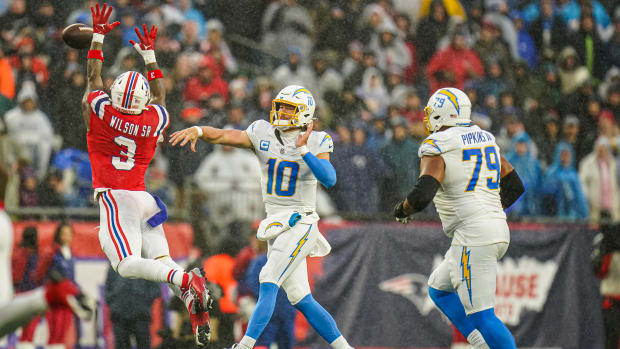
left=81, top=3, right=212, bottom=345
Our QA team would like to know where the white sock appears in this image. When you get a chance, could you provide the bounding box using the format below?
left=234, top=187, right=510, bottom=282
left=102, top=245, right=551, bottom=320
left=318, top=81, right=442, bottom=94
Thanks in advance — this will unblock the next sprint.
left=156, top=256, right=187, bottom=298
left=116, top=255, right=187, bottom=288
left=181, top=289, right=194, bottom=311
left=330, top=335, right=354, bottom=349
left=467, top=329, right=490, bottom=349
left=239, top=335, right=256, bottom=349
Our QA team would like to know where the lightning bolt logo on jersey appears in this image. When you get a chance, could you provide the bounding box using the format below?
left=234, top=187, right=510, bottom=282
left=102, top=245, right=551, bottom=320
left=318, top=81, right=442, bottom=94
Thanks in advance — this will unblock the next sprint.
left=245, top=120, right=334, bottom=215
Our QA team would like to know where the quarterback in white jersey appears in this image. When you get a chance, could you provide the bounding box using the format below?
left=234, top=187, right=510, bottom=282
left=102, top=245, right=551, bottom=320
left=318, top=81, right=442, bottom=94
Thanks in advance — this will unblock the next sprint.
left=393, top=88, right=524, bottom=349
left=170, top=85, right=353, bottom=349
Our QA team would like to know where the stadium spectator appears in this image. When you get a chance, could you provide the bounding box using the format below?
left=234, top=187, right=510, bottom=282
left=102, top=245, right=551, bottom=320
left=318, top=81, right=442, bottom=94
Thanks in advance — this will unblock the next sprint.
left=201, top=19, right=238, bottom=77
left=603, top=10, right=620, bottom=73
left=53, top=70, right=87, bottom=150
left=505, top=133, right=542, bottom=217
left=12, top=225, right=42, bottom=348
left=563, top=114, right=594, bottom=165
left=557, top=46, right=591, bottom=96
left=331, top=125, right=390, bottom=214
left=203, top=251, right=238, bottom=346
left=527, top=0, right=568, bottom=54
left=183, top=56, right=229, bottom=105
left=380, top=117, right=420, bottom=210
left=311, top=53, right=344, bottom=106
left=542, top=142, right=589, bottom=219
left=579, top=136, right=620, bottom=223
left=569, top=13, right=606, bottom=80
left=179, top=0, right=206, bottom=40
left=416, top=0, right=450, bottom=64
left=559, top=0, right=613, bottom=41
left=272, top=46, right=317, bottom=93
left=4, top=83, right=55, bottom=180
left=473, top=21, right=513, bottom=81
left=44, top=222, right=77, bottom=348
left=539, top=62, right=564, bottom=112
left=356, top=67, right=389, bottom=117
left=368, top=20, right=411, bottom=75
left=510, top=11, right=537, bottom=69
left=426, top=31, right=484, bottom=93
left=357, top=3, right=390, bottom=46
left=104, top=265, right=161, bottom=349
left=261, top=0, right=314, bottom=63
left=537, top=112, right=562, bottom=167
left=0, top=0, right=31, bottom=40
left=394, top=12, right=418, bottom=82
left=0, top=43, right=15, bottom=100
left=193, top=142, right=262, bottom=231
left=342, top=41, right=364, bottom=81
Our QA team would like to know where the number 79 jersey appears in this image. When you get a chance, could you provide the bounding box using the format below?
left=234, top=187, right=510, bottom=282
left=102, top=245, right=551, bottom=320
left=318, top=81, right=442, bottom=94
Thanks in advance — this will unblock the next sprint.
left=86, top=90, right=170, bottom=191
left=419, top=125, right=508, bottom=246
left=245, top=120, right=334, bottom=215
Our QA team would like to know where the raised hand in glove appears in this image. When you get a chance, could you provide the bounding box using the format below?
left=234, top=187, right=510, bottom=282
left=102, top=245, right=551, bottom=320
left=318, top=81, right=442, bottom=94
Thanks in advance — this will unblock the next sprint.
left=91, top=3, right=119, bottom=36
left=130, top=24, right=158, bottom=65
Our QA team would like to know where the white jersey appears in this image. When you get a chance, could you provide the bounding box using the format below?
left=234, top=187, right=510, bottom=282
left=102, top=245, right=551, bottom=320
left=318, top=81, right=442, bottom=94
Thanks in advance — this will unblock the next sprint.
left=245, top=120, right=334, bottom=215
left=418, top=125, right=509, bottom=246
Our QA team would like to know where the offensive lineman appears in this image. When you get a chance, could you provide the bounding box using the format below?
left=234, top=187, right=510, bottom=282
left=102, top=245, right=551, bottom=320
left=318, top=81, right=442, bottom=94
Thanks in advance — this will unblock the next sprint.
left=393, top=87, right=524, bottom=349
left=170, top=85, right=354, bottom=349
left=82, top=3, right=211, bottom=345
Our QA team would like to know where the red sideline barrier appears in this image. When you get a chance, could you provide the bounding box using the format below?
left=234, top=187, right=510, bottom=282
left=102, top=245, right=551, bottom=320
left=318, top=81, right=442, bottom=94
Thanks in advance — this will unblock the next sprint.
left=12, top=221, right=195, bottom=259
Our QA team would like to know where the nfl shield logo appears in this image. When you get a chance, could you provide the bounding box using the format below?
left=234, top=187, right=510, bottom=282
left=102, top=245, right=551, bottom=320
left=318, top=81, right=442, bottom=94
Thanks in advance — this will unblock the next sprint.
left=280, top=148, right=285, bottom=154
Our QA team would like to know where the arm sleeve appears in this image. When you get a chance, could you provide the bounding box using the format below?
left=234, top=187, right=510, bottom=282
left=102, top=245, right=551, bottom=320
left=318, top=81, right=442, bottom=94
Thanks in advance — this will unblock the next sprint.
left=499, top=169, right=525, bottom=209
left=87, top=90, right=110, bottom=120
left=406, top=174, right=441, bottom=213
left=302, top=152, right=337, bottom=188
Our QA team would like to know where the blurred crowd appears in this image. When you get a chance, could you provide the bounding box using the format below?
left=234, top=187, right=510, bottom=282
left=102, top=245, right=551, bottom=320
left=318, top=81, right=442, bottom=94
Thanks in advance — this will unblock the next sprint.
left=0, top=0, right=619, bottom=225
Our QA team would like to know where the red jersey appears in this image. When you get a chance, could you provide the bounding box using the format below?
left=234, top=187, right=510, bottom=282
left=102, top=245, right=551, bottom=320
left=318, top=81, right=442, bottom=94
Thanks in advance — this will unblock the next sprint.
left=86, top=90, right=170, bottom=191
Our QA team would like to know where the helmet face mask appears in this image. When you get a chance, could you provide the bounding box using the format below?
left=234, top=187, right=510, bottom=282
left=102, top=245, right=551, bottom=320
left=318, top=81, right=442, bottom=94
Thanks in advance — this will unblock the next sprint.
left=110, top=71, right=150, bottom=115
left=270, top=99, right=306, bottom=127
left=270, top=85, right=315, bottom=129
left=424, top=87, right=472, bottom=134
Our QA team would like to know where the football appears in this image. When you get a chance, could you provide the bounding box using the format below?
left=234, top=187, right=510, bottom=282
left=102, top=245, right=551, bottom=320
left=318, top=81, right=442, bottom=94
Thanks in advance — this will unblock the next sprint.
left=62, top=23, right=93, bottom=49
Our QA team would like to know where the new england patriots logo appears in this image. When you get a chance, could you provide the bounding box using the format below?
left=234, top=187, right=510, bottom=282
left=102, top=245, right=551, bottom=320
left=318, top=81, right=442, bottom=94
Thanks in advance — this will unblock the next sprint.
left=379, top=273, right=435, bottom=315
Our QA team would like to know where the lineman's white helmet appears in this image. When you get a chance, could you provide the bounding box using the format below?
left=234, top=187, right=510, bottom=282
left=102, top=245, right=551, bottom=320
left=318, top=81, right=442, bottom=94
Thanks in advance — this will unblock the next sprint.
left=423, top=87, right=472, bottom=135
left=110, top=71, right=150, bottom=115
left=270, top=85, right=316, bottom=128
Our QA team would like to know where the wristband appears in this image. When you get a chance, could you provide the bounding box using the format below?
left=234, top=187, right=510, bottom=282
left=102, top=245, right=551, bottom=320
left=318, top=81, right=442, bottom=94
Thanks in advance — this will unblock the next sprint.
left=87, top=49, right=104, bottom=61
left=193, top=126, right=203, bottom=137
left=92, top=33, right=105, bottom=44
left=298, top=145, right=310, bottom=155
left=147, top=69, right=163, bottom=81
